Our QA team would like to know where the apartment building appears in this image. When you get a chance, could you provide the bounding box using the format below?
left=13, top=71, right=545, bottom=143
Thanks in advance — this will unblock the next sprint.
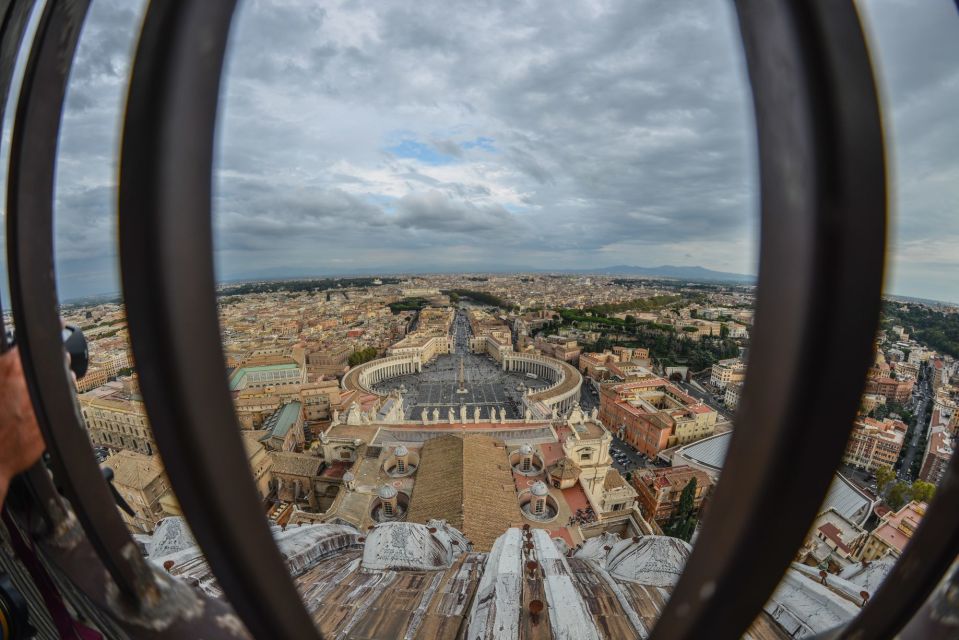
left=709, top=357, right=746, bottom=389
left=80, top=377, right=155, bottom=454
left=632, top=465, right=713, bottom=524
left=842, top=417, right=907, bottom=472
left=599, top=379, right=718, bottom=457
left=858, top=501, right=925, bottom=562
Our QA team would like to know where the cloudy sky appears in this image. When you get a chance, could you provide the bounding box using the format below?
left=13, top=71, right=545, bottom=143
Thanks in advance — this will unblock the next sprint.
left=1, top=0, right=957, bottom=302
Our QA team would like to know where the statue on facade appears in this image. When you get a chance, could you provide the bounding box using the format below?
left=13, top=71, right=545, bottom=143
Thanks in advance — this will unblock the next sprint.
left=448, top=408, right=455, bottom=424
left=331, top=409, right=340, bottom=425
left=474, top=406, right=481, bottom=423
left=460, top=404, right=467, bottom=423
left=433, top=407, right=440, bottom=423
left=524, top=408, right=532, bottom=422
left=499, top=407, right=507, bottom=423
left=421, top=408, right=429, bottom=424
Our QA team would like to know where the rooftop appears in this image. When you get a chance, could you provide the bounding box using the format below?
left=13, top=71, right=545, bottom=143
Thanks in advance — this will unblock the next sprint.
left=405, top=434, right=523, bottom=551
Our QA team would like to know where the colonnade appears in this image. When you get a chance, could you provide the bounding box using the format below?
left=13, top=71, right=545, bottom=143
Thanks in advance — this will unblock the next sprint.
left=360, top=358, right=421, bottom=387
left=503, top=354, right=582, bottom=416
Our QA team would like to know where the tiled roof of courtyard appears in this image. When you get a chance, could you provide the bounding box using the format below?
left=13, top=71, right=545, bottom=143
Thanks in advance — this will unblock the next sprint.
left=270, top=452, right=323, bottom=477
left=406, top=434, right=523, bottom=551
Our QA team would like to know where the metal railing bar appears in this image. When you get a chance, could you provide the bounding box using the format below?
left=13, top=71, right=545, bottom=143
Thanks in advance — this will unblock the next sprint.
left=650, top=1, right=886, bottom=638
left=4, top=0, right=154, bottom=604
left=118, top=2, right=321, bottom=638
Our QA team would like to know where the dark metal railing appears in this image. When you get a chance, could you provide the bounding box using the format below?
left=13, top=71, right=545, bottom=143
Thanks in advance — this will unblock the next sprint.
left=118, top=3, right=320, bottom=638
left=0, top=0, right=955, bottom=638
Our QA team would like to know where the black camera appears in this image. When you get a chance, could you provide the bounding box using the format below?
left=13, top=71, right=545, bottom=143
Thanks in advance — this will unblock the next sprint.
left=0, top=573, right=32, bottom=640
left=3, top=325, right=88, bottom=380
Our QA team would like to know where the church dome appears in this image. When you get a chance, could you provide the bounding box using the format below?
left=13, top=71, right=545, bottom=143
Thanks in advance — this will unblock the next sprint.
left=531, top=481, right=549, bottom=497
left=378, top=485, right=398, bottom=499
left=394, top=445, right=409, bottom=457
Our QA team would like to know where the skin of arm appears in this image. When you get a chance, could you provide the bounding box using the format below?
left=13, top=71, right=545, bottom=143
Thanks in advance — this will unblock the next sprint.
left=0, top=347, right=46, bottom=508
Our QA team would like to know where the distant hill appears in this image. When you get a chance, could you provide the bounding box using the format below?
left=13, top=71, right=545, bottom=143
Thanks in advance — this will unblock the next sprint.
left=575, top=265, right=755, bottom=283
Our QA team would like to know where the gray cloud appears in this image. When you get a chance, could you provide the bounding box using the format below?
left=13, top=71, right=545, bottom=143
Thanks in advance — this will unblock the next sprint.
left=0, top=0, right=948, bottom=302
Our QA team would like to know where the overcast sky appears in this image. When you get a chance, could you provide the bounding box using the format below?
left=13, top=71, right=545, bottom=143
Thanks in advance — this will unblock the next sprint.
left=1, top=0, right=957, bottom=303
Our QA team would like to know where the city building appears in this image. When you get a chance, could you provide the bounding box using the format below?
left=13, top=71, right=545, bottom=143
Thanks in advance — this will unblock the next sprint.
left=80, top=376, right=155, bottom=454
left=858, top=501, right=926, bottom=562
left=842, top=417, right=907, bottom=472
left=599, top=378, right=718, bottom=457
left=863, top=376, right=914, bottom=405
left=100, top=450, right=171, bottom=533
left=709, top=357, right=747, bottom=389
left=631, top=466, right=713, bottom=524
left=259, top=401, right=305, bottom=452
left=797, top=508, right=867, bottom=572
left=672, top=431, right=874, bottom=527
left=724, top=381, right=743, bottom=411
left=919, top=417, right=954, bottom=485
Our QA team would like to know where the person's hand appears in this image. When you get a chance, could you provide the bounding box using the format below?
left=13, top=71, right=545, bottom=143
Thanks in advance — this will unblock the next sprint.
left=0, top=347, right=46, bottom=507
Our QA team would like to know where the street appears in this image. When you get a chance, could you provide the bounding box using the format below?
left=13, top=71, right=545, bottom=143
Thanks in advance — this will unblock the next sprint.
left=897, top=366, right=932, bottom=481
left=675, top=378, right=732, bottom=422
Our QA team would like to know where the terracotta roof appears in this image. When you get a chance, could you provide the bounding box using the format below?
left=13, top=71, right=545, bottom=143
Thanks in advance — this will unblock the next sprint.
left=603, top=467, right=628, bottom=491
left=547, top=457, right=581, bottom=480
left=270, top=452, right=323, bottom=477
left=406, top=434, right=523, bottom=551
left=101, top=450, right=164, bottom=490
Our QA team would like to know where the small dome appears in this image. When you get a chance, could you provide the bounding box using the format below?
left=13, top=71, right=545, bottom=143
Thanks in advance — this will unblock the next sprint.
left=378, top=485, right=398, bottom=499
left=531, top=481, right=549, bottom=497
left=394, top=445, right=409, bottom=457
left=342, top=471, right=355, bottom=483
left=518, top=444, right=533, bottom=455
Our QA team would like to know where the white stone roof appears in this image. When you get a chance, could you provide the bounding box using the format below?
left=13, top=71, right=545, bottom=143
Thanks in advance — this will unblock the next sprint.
left=764, top=567, right=861, bottom=636
left=146, top=517, right=195, bottom=558
left=573, top=532, right=621, bottom=562
left=531, top=529, right=601, bottom=640
left=838, top=556, right=896, bottom=594
left=467, top=528, right=522, bottom=639
left=822, top=474, right=874, bottom=527
left=602, top=536, right=692, bottom=588
left=360, top=521, right=464, bottom=571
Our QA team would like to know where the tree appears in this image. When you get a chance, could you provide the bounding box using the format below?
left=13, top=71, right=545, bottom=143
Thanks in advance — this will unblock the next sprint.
left=909, top=480, right=936, bottom=504
left=874, top=465, right=896, bottom=494
left=720, top=323, right=730, bottom=340
left=886, top=481, right=910, bottom=511
left=664, top=477, right=698, bottom=542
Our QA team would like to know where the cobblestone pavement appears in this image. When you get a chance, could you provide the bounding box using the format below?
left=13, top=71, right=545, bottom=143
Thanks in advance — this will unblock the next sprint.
left=373, top=309, right=551, bottom=419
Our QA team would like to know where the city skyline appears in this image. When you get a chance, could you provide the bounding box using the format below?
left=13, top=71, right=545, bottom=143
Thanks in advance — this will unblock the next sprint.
left=0, top=0, right=956, bottom=303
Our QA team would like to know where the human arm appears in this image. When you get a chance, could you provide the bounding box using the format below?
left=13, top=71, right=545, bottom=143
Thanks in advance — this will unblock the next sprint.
left=0, top=347, right=46, bottom=508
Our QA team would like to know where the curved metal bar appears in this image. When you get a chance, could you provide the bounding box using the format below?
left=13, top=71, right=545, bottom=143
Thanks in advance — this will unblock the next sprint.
left=838, top=452, right=959, bottom=639
left=5, top=0, right=155, bottom=604
left=0, top=0, right=66, bottom=543
left=650, top=2, right=886, bottom=638
left=0, top=0, right=35, bottom=344
left=118, top=3, right=321, bottom=638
